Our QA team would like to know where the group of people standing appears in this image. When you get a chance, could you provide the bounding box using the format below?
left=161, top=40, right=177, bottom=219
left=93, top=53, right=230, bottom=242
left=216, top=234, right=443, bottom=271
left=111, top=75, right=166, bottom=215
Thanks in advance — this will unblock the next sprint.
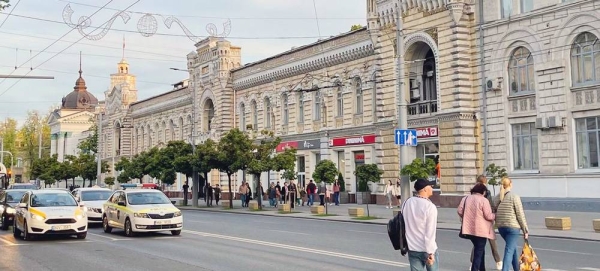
left=403, top=176, right=529, bottom=271
left=237, top=179, right=344, bottom=208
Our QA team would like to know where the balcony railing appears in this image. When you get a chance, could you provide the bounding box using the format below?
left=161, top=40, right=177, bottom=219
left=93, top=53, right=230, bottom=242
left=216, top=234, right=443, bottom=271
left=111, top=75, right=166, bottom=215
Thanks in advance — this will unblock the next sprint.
left=408, top=100, right=438, bottom=116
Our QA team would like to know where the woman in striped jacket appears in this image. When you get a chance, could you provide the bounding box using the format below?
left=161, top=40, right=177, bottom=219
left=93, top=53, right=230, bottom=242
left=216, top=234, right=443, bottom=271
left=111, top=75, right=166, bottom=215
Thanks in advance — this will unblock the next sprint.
left=494, top=177, right=529, bottom=271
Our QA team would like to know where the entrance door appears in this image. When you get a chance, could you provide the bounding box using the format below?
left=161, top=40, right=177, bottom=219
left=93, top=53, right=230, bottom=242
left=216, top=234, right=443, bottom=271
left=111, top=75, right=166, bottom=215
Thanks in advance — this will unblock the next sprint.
left=297, top=156, right=306, bottom=188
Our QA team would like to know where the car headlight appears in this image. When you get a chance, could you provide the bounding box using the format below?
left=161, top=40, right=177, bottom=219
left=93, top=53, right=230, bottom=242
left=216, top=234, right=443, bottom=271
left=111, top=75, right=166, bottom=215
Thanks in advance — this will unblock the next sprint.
left=6, top=207, right=15, bottom=214
left=134, top=213, right=149, bottom=218
left=173, top=211, right=182, bottom=217
left=76, top=214, right=85, bottom=220
left=31, top=213, right=45, bottom=221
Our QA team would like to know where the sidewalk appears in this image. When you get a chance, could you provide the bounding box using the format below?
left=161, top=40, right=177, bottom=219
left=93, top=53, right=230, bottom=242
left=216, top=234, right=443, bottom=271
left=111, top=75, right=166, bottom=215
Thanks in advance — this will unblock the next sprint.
left=178, top=199, right=600, bottom=241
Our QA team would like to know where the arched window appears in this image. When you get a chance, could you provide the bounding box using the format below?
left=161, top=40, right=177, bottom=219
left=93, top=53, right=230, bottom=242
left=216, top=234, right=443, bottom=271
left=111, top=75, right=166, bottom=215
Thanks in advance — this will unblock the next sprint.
left=571, top=32, right=600, bottom=85
left=355, top=79, right=363, bottom=114
left=240, top=103, right=246, bottom=129
left=251, top=100, right=258, bottom=129
left=264, top=97, right=272, bottom=128
left=508, top=47, right=535, bottom=95
left=282, top=93, right=289, bottom=125
left=179, top=117, right=184, bottom=140
left=298, top=93, right=304, bottom=123
left=336, top=85, right=344, bottom=117
left=313, top=91, right=322, bottom=121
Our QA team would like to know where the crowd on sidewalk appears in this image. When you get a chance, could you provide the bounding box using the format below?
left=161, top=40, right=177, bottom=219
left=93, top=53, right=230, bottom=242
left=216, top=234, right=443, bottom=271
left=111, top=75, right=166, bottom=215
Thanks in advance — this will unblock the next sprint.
left=235, top=179, right=343, bottom=208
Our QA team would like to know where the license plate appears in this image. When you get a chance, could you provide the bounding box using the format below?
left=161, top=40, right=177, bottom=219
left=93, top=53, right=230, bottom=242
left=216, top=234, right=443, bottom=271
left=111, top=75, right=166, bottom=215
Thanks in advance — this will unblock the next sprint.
left=51, top=225, right=71, bottom=231
left=154, top=220, right=171, bottom=225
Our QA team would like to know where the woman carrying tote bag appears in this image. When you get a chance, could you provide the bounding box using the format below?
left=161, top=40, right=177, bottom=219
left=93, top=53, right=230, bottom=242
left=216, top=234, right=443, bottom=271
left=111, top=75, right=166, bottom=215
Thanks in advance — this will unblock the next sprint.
left=494, top=177, right=529, bottom=271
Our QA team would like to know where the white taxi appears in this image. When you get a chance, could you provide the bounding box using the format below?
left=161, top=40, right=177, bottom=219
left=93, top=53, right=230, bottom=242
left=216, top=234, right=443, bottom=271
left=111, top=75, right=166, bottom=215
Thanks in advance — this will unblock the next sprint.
left=102, top=189, right=182, bottom=237
left=13, top=190, right=87, bottom=240
left=71, top=187, right=112, bottom=224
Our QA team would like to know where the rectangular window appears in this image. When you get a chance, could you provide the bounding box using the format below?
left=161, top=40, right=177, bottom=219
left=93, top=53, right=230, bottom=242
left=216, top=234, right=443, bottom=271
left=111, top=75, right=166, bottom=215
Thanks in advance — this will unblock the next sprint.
left=314, top=92, right=321, bottom=121
left=337, top=151, right=345, bottom=173
left=512, top=123, right=539, bottom=170
left=297, top=156, right=306, bottom=173
left=298, top=94, right=304, bottom=123
left=501, top=0, right=512, bottom=18
left=283, top=96, right=289, bottom=125
left=314, top=152, right=321, bottom=166
left=576, top=117, right=600, bottom=168
left=337, top=90, right=344, bottom=117
left=521, top=0, right=533, bottom=13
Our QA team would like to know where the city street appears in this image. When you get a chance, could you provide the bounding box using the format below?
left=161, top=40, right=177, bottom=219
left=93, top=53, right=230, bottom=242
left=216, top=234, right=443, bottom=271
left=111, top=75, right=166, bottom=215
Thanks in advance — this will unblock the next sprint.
left=0, top=211, right=599, bottom=271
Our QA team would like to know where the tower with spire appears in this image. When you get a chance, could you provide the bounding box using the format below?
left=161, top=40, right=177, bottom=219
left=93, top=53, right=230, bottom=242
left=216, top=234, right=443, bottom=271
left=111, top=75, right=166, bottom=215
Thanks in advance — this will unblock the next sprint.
left=108, top=36, right=137, bottom=105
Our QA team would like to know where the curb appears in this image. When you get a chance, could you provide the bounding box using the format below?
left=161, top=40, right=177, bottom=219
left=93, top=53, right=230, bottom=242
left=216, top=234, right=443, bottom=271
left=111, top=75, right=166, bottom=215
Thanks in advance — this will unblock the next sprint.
left=180, top=207, right=600, bottom=242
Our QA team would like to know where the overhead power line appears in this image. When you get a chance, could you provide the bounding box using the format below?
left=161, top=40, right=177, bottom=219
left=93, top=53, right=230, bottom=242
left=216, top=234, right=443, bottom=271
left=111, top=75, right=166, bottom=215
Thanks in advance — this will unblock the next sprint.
left=0, top=0, right=21, bottom=28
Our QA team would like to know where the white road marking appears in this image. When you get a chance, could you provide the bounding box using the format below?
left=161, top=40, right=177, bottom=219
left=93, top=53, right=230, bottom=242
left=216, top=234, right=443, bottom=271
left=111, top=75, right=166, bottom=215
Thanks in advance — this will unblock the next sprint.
left=268, top=229, right=309, bottom=235
left=579, top=268, right=600, bottom=271
left=183, top=229, right=408, bottom=267
left=526, top=247, right=596, bottom=256
left=438, top=249, right=469, bottom=255
left=88, top=232, right=129, bottom=241
left=55, top=240, right=94, bottom=244
left=185, top=220, right=212, bottom=223
left=346, top=230, right=386, bottom=235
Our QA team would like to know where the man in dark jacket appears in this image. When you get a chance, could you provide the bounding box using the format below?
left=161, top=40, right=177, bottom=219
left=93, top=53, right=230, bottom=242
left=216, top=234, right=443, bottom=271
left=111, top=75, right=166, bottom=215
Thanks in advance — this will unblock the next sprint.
left=473, top=175, right=502, bottom=270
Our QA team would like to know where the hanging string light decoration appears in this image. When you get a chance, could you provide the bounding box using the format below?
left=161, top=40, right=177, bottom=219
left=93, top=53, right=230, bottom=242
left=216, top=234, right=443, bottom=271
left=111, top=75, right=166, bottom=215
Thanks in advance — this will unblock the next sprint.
left=62, top=4, right=232, bottom=42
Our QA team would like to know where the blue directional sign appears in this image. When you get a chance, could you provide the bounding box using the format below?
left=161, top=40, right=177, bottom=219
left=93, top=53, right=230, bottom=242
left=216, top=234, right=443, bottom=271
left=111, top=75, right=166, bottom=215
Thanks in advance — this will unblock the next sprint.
left=394, top=129, right=418, bottom=146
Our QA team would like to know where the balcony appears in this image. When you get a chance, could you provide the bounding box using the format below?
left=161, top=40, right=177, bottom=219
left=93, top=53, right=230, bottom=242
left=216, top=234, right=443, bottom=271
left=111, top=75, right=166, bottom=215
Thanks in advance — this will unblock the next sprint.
left=408, top=100, right=438, bottom=117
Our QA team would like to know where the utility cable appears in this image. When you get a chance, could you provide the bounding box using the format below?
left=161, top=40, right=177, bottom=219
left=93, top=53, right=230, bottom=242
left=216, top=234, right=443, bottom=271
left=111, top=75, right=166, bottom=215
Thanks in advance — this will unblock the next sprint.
left=0, top=0, right=20, bottom=29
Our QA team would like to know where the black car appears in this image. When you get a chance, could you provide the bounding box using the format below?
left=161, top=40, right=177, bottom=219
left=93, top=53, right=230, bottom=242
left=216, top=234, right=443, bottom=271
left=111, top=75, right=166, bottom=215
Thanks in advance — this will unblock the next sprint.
left=0, top=189, right=28, bottom=230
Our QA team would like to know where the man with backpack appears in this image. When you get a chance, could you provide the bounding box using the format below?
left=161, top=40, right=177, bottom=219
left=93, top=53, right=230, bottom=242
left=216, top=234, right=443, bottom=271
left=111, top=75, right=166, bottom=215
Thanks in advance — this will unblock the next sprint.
left=403, top=178, right=439, bottom=270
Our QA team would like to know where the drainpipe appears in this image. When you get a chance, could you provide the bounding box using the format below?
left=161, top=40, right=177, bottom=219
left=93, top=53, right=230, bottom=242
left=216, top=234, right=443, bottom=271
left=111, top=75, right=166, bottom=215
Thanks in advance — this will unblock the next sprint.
left=479, top=0, right=489, bottom=171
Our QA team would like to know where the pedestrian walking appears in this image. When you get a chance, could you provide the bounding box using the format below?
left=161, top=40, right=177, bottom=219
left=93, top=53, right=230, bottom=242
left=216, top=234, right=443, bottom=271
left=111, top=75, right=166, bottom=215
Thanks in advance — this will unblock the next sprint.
left=239, top=182, right=248, bottom=207
left=183, top=181, right=189, bottom=206
left=333, top=180, right=340, bottom=206
left=214, top=184, right=221, bottom=206
left=299, top=188, right=307, bottom=206
left=306, top=180, right=316, bottom=206
left=268, top=182, right=277, bottom=207
left=471, top=175, right=503, bottom=270
left=318, top=181, right=327, bottom=206
left=256, top=182, right=264, bottom=209
left=288, top=181, right=297, bottom=209
left=494, top=177, right=529, bottom=271
left=385, top=180, right=395, bottom=209
left=275, top=181, right=282, bottom=204
left=281, top=182, right=288, bottom=204
left=206, top=184, right=213, bottom=207
left=458, top=183, right=496, bottom=271
left=246, top=183, right=252, bottom=207
left=403, top=178, right=439, bottom=271
left=395, top=179, right=402, bottom=208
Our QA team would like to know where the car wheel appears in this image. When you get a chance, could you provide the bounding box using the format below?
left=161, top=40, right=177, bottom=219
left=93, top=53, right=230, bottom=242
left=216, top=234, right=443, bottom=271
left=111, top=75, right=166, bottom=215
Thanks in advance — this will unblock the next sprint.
left=102, top=215, right=112, bottom=233
left=0, top=214, right=8, bottom=231
left=124, top=218, right=135, bottom=237
left=171, top=230, right=181, bottom=236
left=23, top=221, right=33, bottom=241
left=77, top=232, right=87, bottom=239
left=12, top=220, right=21, bottom=238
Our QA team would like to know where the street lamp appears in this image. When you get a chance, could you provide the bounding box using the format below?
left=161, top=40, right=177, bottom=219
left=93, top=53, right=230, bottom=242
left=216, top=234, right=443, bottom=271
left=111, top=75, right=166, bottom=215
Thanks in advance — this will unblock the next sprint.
left=170, top=67, right=200, bottom=207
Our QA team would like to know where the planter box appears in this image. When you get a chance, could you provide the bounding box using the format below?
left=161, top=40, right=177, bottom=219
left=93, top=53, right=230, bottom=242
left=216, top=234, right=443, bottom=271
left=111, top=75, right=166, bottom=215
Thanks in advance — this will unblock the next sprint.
left=593, top=219, right=600, bottom=233
left=222, top=201, right=232, bottom=208
left=249, top=202, right=259, bottom=210
left=339, top=192, right=349, bottom=204
left=545, top=217, right=571, bottom=230
left=348, top=207, right=364, bottom=217
left=310, top=206, right=325, bottom=215
left=356, top=192, right=371, bottom=205
left=278, top=204, right=290, bottom=212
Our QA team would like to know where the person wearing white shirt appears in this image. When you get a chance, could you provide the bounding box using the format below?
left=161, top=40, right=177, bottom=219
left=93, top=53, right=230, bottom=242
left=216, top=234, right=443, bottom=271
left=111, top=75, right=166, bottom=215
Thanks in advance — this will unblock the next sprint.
left=403, top=178, right=439, bottom=270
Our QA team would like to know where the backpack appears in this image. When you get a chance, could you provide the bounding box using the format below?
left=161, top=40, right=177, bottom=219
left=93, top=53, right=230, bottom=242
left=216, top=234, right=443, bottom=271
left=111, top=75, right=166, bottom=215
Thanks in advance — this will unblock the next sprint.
left=387, top=207, right=408, bottom=256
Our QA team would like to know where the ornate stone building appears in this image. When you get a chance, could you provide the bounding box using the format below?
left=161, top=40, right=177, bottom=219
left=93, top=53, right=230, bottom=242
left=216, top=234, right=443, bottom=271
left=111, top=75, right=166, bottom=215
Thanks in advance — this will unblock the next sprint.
left=49, top=59, right=99, bottom=162
left=482, top=0, right=600, bottom=198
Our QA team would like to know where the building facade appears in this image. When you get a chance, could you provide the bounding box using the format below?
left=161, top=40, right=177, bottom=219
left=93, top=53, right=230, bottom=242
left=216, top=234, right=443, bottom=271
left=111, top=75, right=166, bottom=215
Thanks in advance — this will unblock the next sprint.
left=482, top=0, right=600, bottom=198
left=98, top=0, right=600, bottom=201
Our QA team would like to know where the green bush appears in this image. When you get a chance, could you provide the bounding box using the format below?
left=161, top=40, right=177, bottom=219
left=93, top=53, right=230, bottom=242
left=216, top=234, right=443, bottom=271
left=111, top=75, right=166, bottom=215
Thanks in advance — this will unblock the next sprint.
left=337, top=172, right=345, bottom=192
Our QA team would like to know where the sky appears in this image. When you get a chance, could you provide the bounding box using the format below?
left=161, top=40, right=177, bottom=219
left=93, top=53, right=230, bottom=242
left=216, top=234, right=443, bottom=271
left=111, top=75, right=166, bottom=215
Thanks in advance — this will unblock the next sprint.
left=0, top=0, right=366, bottom=125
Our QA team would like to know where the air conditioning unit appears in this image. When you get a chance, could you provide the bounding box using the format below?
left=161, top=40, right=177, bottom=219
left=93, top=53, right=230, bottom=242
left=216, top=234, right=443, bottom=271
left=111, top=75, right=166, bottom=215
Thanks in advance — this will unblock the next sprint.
left=547, top=115, right=564, bottom=128
left=411, top=88, right=421, bottom=99
left=535, top=117, right=547, bottom=129
left=486, top=77, right=502, bottom=91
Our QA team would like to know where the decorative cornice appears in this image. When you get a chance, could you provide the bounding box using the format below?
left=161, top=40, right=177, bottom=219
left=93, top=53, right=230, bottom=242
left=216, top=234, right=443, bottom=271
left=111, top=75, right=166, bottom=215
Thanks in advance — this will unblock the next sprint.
left=130, top=96, right=192, bottom=119
left=233, top=41, right=374, bottom=91
left=436, top=111, right=477, bottom=122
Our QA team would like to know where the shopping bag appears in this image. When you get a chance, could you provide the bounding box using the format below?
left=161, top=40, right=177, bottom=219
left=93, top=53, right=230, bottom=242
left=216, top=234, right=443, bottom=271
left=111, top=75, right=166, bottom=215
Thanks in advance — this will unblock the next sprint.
left=519, top=239, right=542, bottom=271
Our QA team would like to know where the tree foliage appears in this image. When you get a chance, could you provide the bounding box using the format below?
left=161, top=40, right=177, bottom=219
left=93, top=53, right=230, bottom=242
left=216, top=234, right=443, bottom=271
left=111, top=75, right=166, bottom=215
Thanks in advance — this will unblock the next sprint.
left=0, top=0, right=10, bottom=11
left=337, top=172, right=346, bottom=192
left=214, top=129, right=253, bottom=208
left=350, top=24, right=363, bottom=31
left=0, top=117, right=18, bottom=168
left=78, top=121, right=98, bottom=154
left=104, top=176, right=115, bottom=186
left=75, top=153, right=109, bottom=187
left=485, top=163, right=508, bottom=194
left=18, top=110, right=51, bottom=170
left=400, top=158, right=436, bottom=182
left=312, top=160, right=338, bottom=184
left=33, top=154, right=60, bottom=186
left=355, top=164, right=384, bottom=192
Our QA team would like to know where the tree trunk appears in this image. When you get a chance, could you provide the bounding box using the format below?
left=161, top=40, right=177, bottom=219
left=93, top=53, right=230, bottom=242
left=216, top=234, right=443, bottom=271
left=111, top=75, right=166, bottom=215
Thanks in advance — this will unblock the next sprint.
left=82, top=179, right=86, bottom=188
left=227, top=172, right=233, bottom=209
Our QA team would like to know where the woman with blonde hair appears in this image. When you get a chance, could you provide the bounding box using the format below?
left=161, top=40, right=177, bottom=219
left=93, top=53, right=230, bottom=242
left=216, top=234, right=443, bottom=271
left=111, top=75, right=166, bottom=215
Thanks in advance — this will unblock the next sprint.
left=494, top=177, right=529, bottom=271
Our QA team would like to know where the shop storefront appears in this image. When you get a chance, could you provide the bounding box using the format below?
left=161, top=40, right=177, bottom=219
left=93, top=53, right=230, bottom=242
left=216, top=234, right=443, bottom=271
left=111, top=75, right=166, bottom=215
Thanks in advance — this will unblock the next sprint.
left=414, top=126, right=440, bottom=188
left=276, top=139, right=320, bottom=188
left=329, top=134, right=377, bottom=193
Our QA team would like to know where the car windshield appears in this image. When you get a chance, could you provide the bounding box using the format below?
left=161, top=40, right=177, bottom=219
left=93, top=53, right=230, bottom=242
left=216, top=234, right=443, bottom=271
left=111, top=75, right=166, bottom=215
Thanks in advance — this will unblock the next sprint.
left=81, top=191, right=112, bottom=201
left=13, top=185, right=36, bottom=189
left=6, top=191, right=26, bottom=203
left=127, top=192, right=171, bottom=205
left=30, top=193, right=77, bottom=207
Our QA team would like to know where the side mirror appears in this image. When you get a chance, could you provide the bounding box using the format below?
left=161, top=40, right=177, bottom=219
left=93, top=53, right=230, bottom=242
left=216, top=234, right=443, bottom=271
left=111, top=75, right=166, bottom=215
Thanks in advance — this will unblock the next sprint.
left=75, top=196, right=81, bottom=202
left=117, top=201, right=126, bottom=207
left=17, top=203, right=27, bottom=208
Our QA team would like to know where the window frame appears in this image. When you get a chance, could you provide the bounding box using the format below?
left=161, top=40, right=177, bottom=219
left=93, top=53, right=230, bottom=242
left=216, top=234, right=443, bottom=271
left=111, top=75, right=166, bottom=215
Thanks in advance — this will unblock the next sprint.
left=239, top=103, right=246, bottom=129
left=508, top=46, right=536, bottom=96
left=298, top=93, right=305, bottom=123
left=576, top=116, right=600, bottom=169
left=511, top=122, right=539, bottom=171
left=264, top=97, right=272, bottom=128
left=520, top=0, right=533, bottom=13
left=282, top=93, right=289, bottom=125
left=355, top=79, right=363, bottom=114
left=336, top=87, right=344, bottom=117
left=313, top=91, right=322, bottom=121
left=251, top=100, right=258, bottom=129
left=571, top=32, right=600, bottom=87
left=501, top=0, right=513, bottom=18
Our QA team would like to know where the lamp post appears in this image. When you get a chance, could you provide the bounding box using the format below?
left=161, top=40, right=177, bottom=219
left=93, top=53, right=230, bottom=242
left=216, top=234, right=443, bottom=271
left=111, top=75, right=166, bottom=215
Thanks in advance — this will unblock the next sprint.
left=170, top=67, right=200, bottom=207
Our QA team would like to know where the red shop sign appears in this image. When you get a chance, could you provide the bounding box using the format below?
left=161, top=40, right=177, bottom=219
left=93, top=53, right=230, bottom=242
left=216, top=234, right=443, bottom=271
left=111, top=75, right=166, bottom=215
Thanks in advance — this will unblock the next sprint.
left=416, top=127, right=438, bottom=138
left=276, top=141, right=298, bottom=152
left=329, top=134, right=376, bottom=147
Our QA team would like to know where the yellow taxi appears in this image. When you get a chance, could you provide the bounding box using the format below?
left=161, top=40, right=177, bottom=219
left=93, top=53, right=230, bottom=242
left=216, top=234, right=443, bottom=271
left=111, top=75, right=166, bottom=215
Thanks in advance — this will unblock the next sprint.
left=102, top=189, right=182, bottom=237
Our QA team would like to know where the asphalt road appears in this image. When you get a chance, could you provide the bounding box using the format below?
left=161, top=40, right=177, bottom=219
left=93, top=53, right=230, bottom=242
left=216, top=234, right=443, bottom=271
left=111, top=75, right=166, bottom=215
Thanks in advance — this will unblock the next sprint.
left=0, top=210, right=599, bottom=271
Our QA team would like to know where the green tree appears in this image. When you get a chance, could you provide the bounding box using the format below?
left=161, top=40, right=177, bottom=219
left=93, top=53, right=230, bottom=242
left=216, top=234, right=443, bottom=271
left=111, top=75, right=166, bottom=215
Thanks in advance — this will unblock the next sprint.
left=78, top=122, right=98, bottom=154
left=400, top=158, right=436, bottom=182
left=18, top=110, right=51, bottom=170
left=0, top=0, right=10, bottom=11
left=281, top=170, right=297, bottom=182
left=214, top=128, right=253, bottom=208
left=485, top=163, right=508, bottom=195
left=312, top=160, right=338, bottom=184
left=191, top=139, right=219, bottom=204
left=162, top=141, right=193, bottom=185
left=76, top=153, right=109, bottom=187
left=0, top=118, right=18, bottom=168
left=246, top=131, right=280, bottom=193
left=350, top=24, right=363, bottom=31
left=35, top=154, right=60, bottom=187
left=63, top=155, right=79, bottom=188
left=105, top=176, right=115, bottom=186
left=337, top=172, right=346, bottom=192
left=355, top=164, right=384, bottom=192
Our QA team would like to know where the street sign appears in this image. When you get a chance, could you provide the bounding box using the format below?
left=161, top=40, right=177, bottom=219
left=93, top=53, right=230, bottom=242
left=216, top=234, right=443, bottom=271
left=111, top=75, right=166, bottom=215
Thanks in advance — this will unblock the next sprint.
left=394, top=129, right=418, bottom=146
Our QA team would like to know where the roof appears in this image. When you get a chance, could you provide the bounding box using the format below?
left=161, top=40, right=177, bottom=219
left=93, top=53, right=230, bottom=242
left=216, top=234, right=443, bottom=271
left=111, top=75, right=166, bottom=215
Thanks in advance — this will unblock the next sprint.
left=61, top=62, right=99, bottom=109
left=31, top=189, right=71, bottom=194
